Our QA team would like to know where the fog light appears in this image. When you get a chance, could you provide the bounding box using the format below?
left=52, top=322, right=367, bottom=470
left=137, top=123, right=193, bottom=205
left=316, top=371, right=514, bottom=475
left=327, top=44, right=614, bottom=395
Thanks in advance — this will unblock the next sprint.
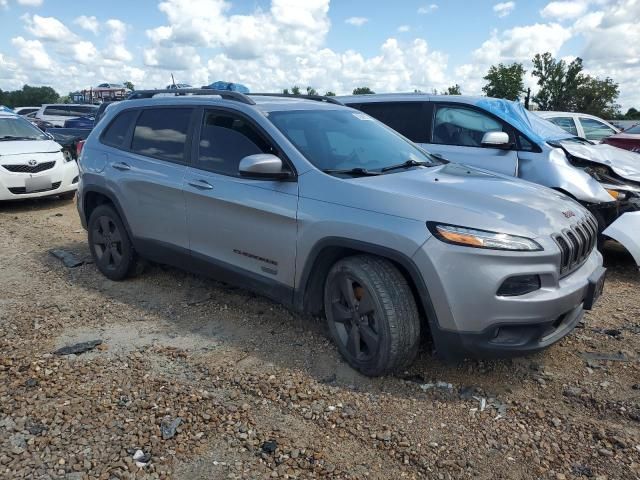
left=497, top=275, right=541, bottom=297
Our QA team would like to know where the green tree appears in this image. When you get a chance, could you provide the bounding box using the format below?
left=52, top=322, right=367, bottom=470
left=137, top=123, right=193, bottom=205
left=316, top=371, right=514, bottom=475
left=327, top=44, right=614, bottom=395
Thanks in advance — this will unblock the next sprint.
left=324, top=91, right=336, bottom=96
left=624, top=107, right=640, bottom=120
left=123, top=81, right=135, bottom=91
left=352, top=86, right=375, bottom=95
left=305, top=86, right=318, bottom=95
left=444, top=84, right=461, bottom=95
left=531, top=53, right=583, bottom=111
left=482, top=63, right=525, bottom=101
left=532, top=52, right=620, bottom=117
left=0, top=85, right=59, bottom=108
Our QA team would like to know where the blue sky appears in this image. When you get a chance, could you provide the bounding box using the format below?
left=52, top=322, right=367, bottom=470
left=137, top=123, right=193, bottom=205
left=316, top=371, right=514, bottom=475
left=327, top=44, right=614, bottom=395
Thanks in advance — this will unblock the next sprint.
left=0, top=0, right=638, bottom=109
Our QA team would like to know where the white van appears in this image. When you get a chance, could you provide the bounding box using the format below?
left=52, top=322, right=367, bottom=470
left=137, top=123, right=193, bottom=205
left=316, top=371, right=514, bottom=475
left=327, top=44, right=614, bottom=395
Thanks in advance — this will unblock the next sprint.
left=0, top=111, right=78, bottom=200
left=35, top=104, right=98, bottom=127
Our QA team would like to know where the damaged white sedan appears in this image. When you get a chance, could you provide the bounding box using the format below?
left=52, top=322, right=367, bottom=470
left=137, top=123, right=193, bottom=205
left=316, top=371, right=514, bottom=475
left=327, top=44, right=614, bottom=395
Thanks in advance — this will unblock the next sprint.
left=340, top=94, right=640, bottom=268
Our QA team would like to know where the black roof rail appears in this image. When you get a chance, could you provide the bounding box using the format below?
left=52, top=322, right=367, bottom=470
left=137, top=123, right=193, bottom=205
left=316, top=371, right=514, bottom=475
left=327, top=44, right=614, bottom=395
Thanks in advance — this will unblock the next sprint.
left=126, top=89, right=256, bottom=105
left=248, top=93, right=344, bottom=106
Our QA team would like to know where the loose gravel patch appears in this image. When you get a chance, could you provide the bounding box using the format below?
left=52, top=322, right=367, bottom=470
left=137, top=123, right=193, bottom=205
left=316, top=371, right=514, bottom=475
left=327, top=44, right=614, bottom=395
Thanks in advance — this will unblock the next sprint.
left=1, top=199, right=639, bottom=479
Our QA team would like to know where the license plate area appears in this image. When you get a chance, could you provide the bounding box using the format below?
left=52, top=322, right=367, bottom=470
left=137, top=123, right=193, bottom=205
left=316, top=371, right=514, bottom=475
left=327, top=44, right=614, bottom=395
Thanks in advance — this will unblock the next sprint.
left=24, top=175, right=52, bottom=193
left=584, top=266, right=606, bottom=310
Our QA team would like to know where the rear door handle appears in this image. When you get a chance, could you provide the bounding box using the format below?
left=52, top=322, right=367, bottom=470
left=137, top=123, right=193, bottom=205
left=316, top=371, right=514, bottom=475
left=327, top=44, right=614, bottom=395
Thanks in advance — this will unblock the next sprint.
left=188, top=179, right=214, bottom=190
left=112, top=162, right=131, bottom=171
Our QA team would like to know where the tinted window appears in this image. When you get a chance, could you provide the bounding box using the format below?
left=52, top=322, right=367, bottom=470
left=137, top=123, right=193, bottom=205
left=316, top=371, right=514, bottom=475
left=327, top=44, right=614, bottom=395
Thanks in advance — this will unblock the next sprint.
left=197, top=111, right=274, bottom=175
left=131, top=108, right=192, bottom=162
left=269, top=110, right=438, bottom=172
left=625, top=124, right=640, bottom=134
left=547, top=117, right=578, bottom=136
left=579, top=117, right=616, bottom=141
left=356, top=102, right=428, bottom=142
left=68, top=105, right=98, bottom=116
left=433, top=105, right=508, bottom=147
left=43, top=105, right=69, bottom=116
left=101, top=110, right=138, bottom=148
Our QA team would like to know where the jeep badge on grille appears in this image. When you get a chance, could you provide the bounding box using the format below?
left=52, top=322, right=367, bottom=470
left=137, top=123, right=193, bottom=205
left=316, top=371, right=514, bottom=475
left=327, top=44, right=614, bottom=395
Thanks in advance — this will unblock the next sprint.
left=562, top=210, right=576, bottom=219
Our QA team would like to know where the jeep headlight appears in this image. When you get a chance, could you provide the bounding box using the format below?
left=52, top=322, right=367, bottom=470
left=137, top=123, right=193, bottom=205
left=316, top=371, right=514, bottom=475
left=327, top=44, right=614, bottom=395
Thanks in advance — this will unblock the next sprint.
left=427, top=223, right=543, bottom=251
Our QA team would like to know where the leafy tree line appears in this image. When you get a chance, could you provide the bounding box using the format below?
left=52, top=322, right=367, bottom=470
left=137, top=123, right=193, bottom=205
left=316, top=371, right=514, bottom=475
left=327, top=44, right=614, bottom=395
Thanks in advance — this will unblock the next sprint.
left=481, top=53, right=632, bottom=119
left=0, top=85, right=60, bottom=108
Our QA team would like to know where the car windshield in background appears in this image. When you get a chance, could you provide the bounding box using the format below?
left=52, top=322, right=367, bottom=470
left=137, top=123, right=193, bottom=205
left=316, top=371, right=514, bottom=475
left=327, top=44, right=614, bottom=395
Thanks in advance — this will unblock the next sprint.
left=0, top=117, right=48, bottom=141
left=625, top=124, right=640, bottom=134
left=268, top=110, right=438, bottom=174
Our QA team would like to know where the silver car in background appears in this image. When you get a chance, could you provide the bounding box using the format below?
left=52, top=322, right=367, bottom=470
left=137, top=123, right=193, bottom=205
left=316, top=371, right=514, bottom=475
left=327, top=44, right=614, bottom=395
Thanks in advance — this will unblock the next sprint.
left=341, top=94, right=640, bottom=267
left=76, top=90, right=605, bottom=375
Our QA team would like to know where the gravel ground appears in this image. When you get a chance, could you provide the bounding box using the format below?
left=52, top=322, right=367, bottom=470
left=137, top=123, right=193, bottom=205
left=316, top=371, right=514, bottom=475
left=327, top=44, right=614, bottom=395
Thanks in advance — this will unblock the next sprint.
left=0, top=197, right=639, bottom=480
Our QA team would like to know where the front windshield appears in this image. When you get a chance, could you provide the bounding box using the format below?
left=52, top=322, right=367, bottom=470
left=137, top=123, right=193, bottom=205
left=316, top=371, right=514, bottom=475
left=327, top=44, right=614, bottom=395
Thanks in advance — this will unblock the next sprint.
left=268, top=109, right=438, bottom=173
left=0, top=117, right=48, bottom=141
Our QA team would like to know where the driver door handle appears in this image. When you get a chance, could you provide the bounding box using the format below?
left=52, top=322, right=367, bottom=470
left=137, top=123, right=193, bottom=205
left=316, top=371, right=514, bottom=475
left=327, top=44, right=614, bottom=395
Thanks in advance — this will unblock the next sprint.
left=188, top=179, right=214, bottom=190
left=112, top=162, right=131, bottom=171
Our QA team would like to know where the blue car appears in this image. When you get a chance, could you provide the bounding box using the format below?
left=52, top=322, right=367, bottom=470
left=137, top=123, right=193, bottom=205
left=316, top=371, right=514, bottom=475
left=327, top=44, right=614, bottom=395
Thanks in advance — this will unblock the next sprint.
left=64, top=115, right=95, bottom=129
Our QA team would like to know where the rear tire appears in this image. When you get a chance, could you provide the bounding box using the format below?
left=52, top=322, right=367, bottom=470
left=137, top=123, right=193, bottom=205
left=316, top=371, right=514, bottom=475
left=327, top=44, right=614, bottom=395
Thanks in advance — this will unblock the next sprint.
left=323, top=255, right=421, bottom=376
left=88, top=204, right=141, bottom=281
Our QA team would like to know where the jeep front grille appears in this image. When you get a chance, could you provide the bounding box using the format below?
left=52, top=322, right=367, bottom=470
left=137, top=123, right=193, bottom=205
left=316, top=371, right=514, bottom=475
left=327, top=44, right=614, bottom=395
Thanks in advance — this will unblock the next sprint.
left=553, top=215, right=598, bottom=276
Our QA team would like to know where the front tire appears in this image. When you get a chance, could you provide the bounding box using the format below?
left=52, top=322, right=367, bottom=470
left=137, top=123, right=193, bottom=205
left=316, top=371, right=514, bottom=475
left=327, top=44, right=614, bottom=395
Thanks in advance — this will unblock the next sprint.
left=88, top=204, right=140, bottom=281
left=324, top=255, right=421, bottom=376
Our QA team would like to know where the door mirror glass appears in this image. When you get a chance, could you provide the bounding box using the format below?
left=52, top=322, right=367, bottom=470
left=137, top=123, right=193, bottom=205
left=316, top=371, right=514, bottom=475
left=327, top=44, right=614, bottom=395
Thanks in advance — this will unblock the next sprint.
left=239, top=154, right=290, bottom=179
left=481, top=131, right=511, bottom=148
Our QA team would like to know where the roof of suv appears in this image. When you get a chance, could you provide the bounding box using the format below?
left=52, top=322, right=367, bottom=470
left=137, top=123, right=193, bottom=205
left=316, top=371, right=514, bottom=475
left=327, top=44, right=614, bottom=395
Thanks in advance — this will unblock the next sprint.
left=111, top=94, right=347, bottom=114
left=337, top=93, right=484, bottom=105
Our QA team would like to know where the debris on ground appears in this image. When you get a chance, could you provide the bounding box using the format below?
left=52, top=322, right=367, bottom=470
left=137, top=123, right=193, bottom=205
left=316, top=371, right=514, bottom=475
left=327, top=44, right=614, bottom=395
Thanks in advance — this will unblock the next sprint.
left=132, top=449, right=151, bottom=468
left=420, top=381, right=453, bottom=392
left=261, top=439, right=278, bottom=454
left=54, top=339, right=103, bottom=356
left=49, top=248, right=85, bottom=268
left=160, top=416, right=182, bottom=440
left=581, top=351, right=631, bottom=363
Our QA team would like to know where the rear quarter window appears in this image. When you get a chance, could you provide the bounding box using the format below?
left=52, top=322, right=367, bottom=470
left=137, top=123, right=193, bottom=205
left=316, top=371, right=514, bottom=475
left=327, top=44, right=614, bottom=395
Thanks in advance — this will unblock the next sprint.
left=131, top=108, right=193, bottom=163
left=43, top=106, right=69, bottom=116
left=101, top=110, right=138, bottom=148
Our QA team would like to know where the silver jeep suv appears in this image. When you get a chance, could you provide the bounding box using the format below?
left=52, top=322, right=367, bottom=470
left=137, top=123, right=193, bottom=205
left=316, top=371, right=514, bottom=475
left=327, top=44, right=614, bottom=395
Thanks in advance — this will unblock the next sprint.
left=76, top=90, right=605, bottom=376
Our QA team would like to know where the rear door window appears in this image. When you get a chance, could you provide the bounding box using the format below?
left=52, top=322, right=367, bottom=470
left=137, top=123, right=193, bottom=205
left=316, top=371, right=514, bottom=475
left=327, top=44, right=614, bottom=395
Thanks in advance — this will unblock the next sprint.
left=432, top=105, right=509, bottom=147
left=547, top=117, right=578, bottom=136
left=356, top=102, right=429, bottom=142
left=101, top=110, right=138, bottom=148
left=43, top=105, right=69, bottom=116
left=579, top=117, right=616, bottom=141
left=69, top=105, right=98, bottom=116
left=131, top=108, right=193, bottom=163
left=196, top=110, right=275, bottom=176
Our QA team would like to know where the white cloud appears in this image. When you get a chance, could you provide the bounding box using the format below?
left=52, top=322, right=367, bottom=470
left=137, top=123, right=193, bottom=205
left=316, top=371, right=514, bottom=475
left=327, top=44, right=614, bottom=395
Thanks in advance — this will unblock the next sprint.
left=417, top=4, right=438, bottom=14
left=74, top=15, right=99, bottom=34
left=540, top=1, right=588, bottom=20
left=72, top=41, right=98, bottom=64
left=493, top=2, right=515, bottom=18
left=345, top=16, right=368, bottom=26
left=11, top=36, right=52, bottom=69
left=397, top=25, right=410, bottom=32
left=17, top=0, right=43, bottom=5
left=23, top=14, right=73, bottom=41
left=104, top=19, right=132, bottom=61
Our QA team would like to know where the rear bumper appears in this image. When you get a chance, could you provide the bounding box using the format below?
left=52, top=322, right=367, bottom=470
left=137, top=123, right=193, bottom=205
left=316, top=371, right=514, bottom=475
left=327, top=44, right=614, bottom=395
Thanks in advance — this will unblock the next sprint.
left=0, top=160, right=79, bottom=201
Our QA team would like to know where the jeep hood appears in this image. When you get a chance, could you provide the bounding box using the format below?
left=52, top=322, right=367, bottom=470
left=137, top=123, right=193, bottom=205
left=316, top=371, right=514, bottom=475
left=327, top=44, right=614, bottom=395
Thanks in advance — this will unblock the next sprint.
left=303, top=163, right=588, bottom=238
left=558, top=141, right=640, bottom=182
left=0, top=139, right=62, bottom=157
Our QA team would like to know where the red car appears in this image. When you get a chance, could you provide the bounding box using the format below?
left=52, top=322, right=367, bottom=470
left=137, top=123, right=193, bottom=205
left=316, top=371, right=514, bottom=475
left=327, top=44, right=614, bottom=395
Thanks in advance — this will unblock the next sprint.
left=603, top=123, right=640, bottom=153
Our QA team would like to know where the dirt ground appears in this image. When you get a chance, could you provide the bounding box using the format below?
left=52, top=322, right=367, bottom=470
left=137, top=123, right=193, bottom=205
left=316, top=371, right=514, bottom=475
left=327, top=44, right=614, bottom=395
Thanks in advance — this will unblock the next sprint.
left=0, top=197, right=639, bottom=480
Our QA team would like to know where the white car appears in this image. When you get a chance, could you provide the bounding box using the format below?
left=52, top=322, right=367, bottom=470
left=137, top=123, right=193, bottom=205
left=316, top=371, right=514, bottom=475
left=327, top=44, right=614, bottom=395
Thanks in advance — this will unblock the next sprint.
left=14, top=106, right=40, bottom=116
left=0, top=111, right=78, bottom=201
left=536, top=111, right=619, bottom=143
left=34, top=104, right=98, bottom=127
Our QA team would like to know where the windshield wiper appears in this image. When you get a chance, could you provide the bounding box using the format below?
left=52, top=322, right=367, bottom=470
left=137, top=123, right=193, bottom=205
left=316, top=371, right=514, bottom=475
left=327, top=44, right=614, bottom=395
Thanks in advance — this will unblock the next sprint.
left=322, top=167, right=381, bottom=177
left=0, top=136, right=38, bottom=141
left=380, top=159, right=432, bottom=172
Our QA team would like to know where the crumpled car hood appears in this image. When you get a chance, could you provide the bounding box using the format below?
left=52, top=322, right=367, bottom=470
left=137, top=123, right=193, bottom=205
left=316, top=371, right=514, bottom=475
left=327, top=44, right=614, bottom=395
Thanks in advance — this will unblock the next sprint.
left=560, top=141, right=640, bottom=182
left=0, top=140, right=62, bottom=157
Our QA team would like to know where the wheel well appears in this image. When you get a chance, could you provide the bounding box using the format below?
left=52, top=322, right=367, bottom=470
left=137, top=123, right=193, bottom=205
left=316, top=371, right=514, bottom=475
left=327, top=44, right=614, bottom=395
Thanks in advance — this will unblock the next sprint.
left=83, top=191, right=114, bottom=224
left=301, top=246, right=428, bottom=329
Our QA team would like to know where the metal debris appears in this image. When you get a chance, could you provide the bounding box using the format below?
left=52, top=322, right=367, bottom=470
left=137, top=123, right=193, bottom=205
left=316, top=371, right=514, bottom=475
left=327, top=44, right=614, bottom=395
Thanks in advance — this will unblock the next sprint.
left=49, top=249, right=85, bottom=268
left=161, top=416, right=182, bottom=440
left=54, top=340, right=102, bottom=356
left=133, top=449, right=151, bottom=468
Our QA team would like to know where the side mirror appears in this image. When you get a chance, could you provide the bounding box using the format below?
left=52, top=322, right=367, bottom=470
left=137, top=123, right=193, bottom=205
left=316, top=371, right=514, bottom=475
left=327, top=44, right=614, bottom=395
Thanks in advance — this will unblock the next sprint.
left=239, top=154, right=292, bottom=180
left=481, top=131, right=511, bottom=149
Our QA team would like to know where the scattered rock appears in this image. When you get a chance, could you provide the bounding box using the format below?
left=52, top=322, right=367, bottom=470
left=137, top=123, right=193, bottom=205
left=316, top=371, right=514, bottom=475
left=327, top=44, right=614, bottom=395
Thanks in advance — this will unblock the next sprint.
left=261, top=440, right=278, bottom=454
left=160, top=416, right=182, bottom=440
left=54, top=339, right=103, bottom=356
